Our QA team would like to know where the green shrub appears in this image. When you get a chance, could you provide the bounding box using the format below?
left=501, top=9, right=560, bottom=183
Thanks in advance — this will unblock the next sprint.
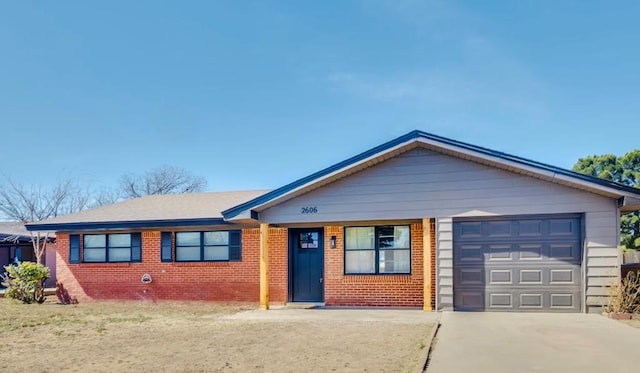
left=1, top=261, right=50, bottom=304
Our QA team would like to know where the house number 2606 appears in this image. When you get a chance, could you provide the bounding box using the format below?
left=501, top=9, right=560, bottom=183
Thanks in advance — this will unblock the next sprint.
left=301, top=206, right=318, bottom=214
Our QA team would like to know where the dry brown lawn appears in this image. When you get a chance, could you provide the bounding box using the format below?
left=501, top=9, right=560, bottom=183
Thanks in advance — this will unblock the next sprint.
left=0, top=299, right=433, bottom=373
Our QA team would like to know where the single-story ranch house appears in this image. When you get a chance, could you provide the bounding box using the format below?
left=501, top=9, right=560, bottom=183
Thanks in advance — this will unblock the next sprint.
left=27, top=131, right=640, bottom=313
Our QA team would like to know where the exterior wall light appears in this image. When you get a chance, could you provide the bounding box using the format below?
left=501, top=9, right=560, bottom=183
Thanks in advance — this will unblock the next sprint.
left=330, top=235, right=337, bottom=249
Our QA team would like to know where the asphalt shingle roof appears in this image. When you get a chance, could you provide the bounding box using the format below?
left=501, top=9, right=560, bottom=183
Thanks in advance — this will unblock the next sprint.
left=0, top=222, right=30, bottom=239
left=28, top=190, right=270, bottom=227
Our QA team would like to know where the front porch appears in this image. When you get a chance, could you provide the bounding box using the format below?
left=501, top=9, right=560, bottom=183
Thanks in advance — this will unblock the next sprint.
left=258, top=218, right=436, bottom=311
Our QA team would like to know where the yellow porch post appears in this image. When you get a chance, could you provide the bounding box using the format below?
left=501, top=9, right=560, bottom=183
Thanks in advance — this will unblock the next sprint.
left=423, top=218, right=433, bottom=312
left=259, top=223, right=269, bottom=310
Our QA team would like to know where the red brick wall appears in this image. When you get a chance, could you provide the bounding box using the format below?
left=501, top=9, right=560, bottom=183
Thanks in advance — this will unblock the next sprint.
left=323, top=222, right=435, bottom=308
left=267, top=227, right=288, bottom=303
left=55, top=221, right=437, bottom=308
left=55, top=230, right=261, bottom=302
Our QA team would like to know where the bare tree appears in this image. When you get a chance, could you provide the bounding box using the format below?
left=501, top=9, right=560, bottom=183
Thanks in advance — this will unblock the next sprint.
left=119, top=165, right=207, bottom=198
left=0, top=178, right=91, bottom=264
left=90, top=186, right=122, bottom=208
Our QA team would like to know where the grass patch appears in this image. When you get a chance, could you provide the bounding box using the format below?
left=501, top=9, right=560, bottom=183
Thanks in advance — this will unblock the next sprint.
left=0, top=298, right=246, bottom=334
left=0, top=299, right=433, bottom=372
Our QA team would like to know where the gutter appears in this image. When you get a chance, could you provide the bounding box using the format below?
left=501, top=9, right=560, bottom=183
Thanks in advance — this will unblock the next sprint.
left=26, top=218, right=231, bottom=232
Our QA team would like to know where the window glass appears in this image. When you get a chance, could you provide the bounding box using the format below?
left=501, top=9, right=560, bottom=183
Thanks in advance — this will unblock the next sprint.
left=299, top=232, right=319, bottom=249
left=379, top=249, right=410, bottom=273
left=176, top=246, right=200, bottom=261
left=84, top=248, right=106, bottom=262
left=109, top=234, right=131, bottom=247
left=82, top=233, right=137, bottom=263
left=378, top=226, right=411, bottom=249
left=109, top=248, right=132, bottom=262
left=345, top=250, right=375, bottom=273
left=394, top=226, right=410, bottom=248
left=345, top=227, right=374, bottom=250
left=204, top=231, right=228, bottom=246
left=204, top=246, right=229, bottom=260
left=84, top=235, right=106, bottom=248
left=345, top=225, right=411, bottom=274
left=176, top=232, right=200, bottom=246
left=174, top=231, right=238, bottom=262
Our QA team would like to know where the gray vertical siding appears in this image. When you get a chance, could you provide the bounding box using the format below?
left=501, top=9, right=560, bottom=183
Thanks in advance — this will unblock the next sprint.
left=260, top=147, right=621, bottom=312
left=437, top=218, right=454, bottom=310
left=584, top=210, right=620, bottom=312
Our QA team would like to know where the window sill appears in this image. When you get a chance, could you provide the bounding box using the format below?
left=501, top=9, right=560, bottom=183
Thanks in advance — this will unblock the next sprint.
left=171, top=261, right=236, bottom=266
left=76, top=262, right=135, bottom=267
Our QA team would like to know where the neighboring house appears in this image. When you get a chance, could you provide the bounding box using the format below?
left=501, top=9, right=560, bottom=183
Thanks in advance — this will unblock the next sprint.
left=0, top=222, right=57, bottom=287
left=27, top=131, right=640, bottom=313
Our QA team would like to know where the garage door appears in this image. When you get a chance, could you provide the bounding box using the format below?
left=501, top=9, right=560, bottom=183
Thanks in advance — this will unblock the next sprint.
left=453, top=214, right=582, bottom=312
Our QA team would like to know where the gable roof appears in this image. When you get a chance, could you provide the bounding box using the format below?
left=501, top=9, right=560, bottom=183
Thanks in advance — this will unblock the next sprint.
left=222, top=130, right=640, bottom=220
left=25, top=130, right=640, bottom=231
left=26, top=190, right=269, bottom=231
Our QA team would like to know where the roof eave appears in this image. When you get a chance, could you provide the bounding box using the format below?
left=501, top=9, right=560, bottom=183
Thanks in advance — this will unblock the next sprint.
left=26, top=218, right=230, bottom=232
left=621, top=196, right=640, bottom=213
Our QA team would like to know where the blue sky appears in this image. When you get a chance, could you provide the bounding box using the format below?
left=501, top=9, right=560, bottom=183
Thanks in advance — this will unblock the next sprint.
left=1, top=0, right=639, bottom=192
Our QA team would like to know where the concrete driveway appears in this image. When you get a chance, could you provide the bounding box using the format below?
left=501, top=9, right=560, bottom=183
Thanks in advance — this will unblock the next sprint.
left=427, top=312, right=640, bottom=373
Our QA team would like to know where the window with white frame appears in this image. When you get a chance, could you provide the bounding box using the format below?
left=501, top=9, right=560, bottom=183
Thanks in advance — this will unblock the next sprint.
left=344, top=225, right=410, bottom=274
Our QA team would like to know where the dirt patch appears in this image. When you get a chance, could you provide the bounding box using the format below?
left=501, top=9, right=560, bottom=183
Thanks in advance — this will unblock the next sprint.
left=1, top=299, right=433, bottom=372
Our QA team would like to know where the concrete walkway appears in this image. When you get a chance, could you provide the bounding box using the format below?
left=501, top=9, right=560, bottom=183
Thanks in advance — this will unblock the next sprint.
left=427, top=312, right=640, bottom=373
left=225, top=306, right=442, bottom=324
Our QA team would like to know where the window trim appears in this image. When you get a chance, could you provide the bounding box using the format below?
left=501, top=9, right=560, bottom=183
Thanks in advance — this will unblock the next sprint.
left=81, top=233, right=141, bottom=263
left=69, top=234, right=80, bottom=263
left=174, top=230, right=241, bottom=262
left=161, top=232, right=173, bottom=262
left=343, top=225, right=411, bottom=275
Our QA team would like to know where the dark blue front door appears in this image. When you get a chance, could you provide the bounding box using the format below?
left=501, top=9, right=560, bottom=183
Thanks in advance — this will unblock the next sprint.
left=290, top=228, right=324, bottom=302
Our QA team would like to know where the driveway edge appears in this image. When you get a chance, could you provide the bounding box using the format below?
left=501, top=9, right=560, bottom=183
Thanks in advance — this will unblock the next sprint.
left=415, top=315, right=442, bottom=373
